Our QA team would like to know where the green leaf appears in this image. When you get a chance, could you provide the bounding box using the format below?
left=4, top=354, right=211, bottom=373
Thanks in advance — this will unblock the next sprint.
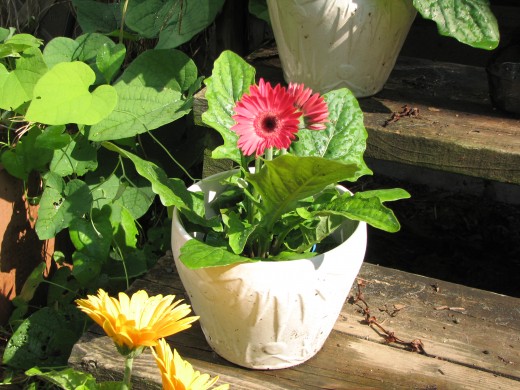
left=101, top=142, right=192, bottom=209
left=43, top=34, right=116, bottom=71
left=89, top=49, right=196, bottom=141
left=179, top=238, right=258, bottom=269
left=249, top=0, right=270, bottom=24
left=35, top=176, right=93, bottom=240
left=72, top=251, right=103, bottom=287
left=75, top=34, right=117, bottom=62
left=0, top=27, right=12, bottom=42
left=36, top=125, right=70, bottom=149
left=71, top=0, right=121, bottom=34
left=246, top=154, right=362, bottom=229
left=356, top=188, right=411, bottom=202
left=103, top=250, right=148, bottom=281
left=118, top=49, right=198, bottom=93
left=202, top=50, right=256, bottom=164
left=89, top=84, right=189, bottom=141
left=125, top=0, right=225, bottom=48
left=0, top=126, right=54, bottom=180
left=322, top=192, right=403, bottom=232
left=96, top=43, right=125, bottom=83
left=0, top=33, right=43, bottom=58
left=3, top=306, right=85, bottom=369
left=117, top=185, right=155, bottom=219
left=69, top=207, right=113, bottom=260
left=291, top=88, right=372, bottom=180
left=25, top=61, right=118, bottom=125
left=413, top=0, right=499, bottom=50
left=47, top=267, right=80, bottom=306
left=9, top=263, right=46, bottom=323
left=50, top=131, right=98, bottom=176
left=223, top=211, right=256, bottom=255
left=0, top=47, right=48, bottom=112
left=25, top=367, right=99, bottom=390
left=88, top=173, right=122, bottom=210
left=112, top=206, right=139, bottom=255
left=42, top=37, right=80, bottom=68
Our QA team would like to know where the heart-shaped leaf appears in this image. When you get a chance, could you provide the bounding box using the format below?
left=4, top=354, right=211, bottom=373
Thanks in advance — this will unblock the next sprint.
left=25, top=61, right=117, bottom=125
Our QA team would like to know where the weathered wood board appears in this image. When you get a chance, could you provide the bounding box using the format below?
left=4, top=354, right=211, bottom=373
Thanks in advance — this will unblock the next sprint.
left=69, top=254, right=520, bottom=389
left=194, top=52, right=520, bottom=185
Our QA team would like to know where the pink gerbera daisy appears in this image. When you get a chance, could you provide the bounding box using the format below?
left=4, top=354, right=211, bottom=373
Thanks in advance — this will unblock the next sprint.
left=288, top=83, right=329, bottom=130
left=231, top=78, right=301, bottom=157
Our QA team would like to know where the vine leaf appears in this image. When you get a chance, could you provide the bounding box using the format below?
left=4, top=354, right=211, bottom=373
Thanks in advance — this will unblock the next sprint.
left=25, top=61, right=117, bottom=125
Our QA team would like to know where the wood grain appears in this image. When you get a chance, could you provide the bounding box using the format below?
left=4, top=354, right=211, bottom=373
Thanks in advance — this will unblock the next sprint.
left=69, top=254, right=520, bottom=389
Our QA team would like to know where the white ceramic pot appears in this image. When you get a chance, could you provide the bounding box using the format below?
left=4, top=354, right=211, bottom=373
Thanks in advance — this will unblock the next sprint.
left=266, top=0, right=417, bottom=97
left=171, top=170, right=367, bottom=369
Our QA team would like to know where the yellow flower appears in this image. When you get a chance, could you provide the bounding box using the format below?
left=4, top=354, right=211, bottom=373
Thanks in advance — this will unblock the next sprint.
left=76, top=289, right=198, bottom=354
left=152, top=338, right=229, bottom=390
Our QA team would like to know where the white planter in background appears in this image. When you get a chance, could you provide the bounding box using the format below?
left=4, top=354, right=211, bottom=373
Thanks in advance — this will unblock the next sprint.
left=266, top=0, right=417, bottom=97
left=171, top=170, right=367, bottom=369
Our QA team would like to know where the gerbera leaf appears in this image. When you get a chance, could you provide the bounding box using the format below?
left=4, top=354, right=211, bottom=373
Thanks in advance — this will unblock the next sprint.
left=291, top=88, right=372, bottom=180
left=202, top=50, right=256, bottom=164
left=315, top=192, right=407, bottom=232
left=246, top=154, right=361, bottom=231
left=179, top=239, right=259, bottom=269
left=222, top=211, right=256, bottom=255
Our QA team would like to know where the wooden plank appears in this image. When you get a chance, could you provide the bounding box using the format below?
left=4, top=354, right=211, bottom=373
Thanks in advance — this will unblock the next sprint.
left=193, top=52, right=520, bottom=184
left=69, top=254, right=520, bottom=389
left=360, top=58, right=520, bottom=185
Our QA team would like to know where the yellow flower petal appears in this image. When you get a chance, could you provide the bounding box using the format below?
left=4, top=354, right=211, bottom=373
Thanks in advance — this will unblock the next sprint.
left=75, top=289, right=197, bottom=353
left=152, top=339, right=229, bottom=390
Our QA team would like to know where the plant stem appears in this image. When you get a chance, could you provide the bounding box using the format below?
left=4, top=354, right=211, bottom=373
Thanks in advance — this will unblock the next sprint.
left=146, top=129, right=197, bottom=182
left=122, top=355, right=134, bottom=389
left=119, top=0, right=130, bottom=44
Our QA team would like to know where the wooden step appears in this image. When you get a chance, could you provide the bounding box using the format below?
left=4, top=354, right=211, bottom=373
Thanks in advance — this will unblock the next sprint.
left=69, top=253, right=520, bottom=389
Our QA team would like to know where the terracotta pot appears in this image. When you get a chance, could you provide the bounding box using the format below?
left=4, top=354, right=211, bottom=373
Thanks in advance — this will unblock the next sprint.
left=0, top=167, right=54, bottom=325
left=171, top=170, right=367, bottom=369
left=266, top=0, right=416, bottom=97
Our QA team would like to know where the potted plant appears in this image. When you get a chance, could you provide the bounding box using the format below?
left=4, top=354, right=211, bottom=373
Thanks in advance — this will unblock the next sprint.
left=261, top=0, right=500, bottom=97
left=170, top=50, right=410, bottom=369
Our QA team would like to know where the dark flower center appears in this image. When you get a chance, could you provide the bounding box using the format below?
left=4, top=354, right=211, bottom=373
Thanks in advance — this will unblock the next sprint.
left=261, top=115, right=278, bottom=133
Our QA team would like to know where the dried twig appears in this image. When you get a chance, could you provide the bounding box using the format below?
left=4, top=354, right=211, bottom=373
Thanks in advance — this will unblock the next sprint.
left=349, top=279, right=426, bottom=354
left=383, top=104, right=419, bottom=127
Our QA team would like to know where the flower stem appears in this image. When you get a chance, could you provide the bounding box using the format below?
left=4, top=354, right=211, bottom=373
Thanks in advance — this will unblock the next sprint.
left=122, top=355, right=134, bottom=389
left=265, top=147, right=273, bottom=161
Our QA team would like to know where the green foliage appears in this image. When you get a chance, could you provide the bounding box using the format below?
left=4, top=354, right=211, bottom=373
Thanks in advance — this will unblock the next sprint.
left=201, top=51, right=256, bottom=164
left=413, top=0, right=499, bottom=50
left=178, top=51, right=410, bottom=269
left=0, top=20, right=204, bottom=385
left=3, top=306, right=86, bottom=369
left=71, top=0, right=226, bottom=49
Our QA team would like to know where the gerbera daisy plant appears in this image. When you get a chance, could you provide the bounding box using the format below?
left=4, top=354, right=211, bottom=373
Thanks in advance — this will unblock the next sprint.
left=177, top=50, right=410, bottom=268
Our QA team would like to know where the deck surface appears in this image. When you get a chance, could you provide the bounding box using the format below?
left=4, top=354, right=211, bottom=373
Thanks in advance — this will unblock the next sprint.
left=69, top=254, right=520, bottom=389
